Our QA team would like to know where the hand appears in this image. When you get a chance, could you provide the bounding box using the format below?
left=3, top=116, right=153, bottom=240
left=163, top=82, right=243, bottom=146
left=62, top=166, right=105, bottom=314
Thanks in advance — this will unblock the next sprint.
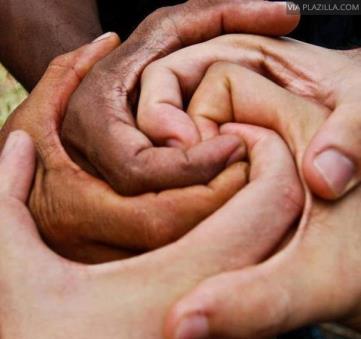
left=61, top=0, right=299, bottom=196
left=0, top=1, right=300, bottom=263
left=0, top=119, right=302, bottom=339
left=139, top=34, right=361, bottom=200
left=0, top=37, right=248, bottom=263
left=164, top=62, right=361, bottom=338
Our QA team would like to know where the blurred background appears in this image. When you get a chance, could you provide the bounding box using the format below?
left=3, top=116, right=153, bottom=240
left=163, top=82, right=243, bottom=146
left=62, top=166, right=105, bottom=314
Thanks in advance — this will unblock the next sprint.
left=0, top=64, right=27, bottom=127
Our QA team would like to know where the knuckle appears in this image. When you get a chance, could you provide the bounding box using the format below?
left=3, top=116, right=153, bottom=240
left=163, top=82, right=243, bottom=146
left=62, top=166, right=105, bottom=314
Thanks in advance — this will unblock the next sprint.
left=114, top=160, right=147, bottom=195
left=151, top=6, right=172, bottom=19
left=146, top=6, right=186, bottom=50
left=48, top=53, right=82, bottom=83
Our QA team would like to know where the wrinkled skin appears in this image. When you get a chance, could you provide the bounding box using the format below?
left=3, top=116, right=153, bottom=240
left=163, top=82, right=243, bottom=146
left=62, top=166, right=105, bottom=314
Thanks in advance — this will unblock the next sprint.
left=0, top=39, right=306, bottom=339
left=0, top=37, right=247, bottom=263
left=139, top=33, right=361, bottom=200
left=0, top=1, right=299, bottom=263
left=61, top=0, right=299, bottom=196
left=0, top=127, right=301, bottom=339
left=153, top=59, right=361, bottom=337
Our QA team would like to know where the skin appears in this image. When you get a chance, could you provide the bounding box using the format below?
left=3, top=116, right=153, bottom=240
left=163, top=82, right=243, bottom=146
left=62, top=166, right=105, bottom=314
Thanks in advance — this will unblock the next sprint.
left=0, top=36, right=248, bottom=263
left=159, top=62, right=361, bottom=338
left=0, top=41, right=304, bottom=338
left=60, top=0, right=299, bottom=197
left=0, top=1, right=300, bottom=263
left=138, top=34, right=361, bottom=200
left=0, top=0, right=299, bottom=197
left=0, top=0, right=102, bottom=89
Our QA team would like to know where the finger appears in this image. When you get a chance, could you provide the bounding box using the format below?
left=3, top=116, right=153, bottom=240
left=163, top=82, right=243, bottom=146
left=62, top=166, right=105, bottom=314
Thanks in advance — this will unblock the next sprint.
left=0, top=131, right=35, bottom=202
left=81, top=125, right=243, bottom=195
left=188, top=62, right=329, bottom=166
left=63, top=2, right=299, bottom=193
left=167, top=173, right=361, bottom=339
left=34, top=152, right=248, bottom=263
left=0, top=32, right=121, bottom=167
left=35, top=32, right=121, bottom=106
left=165, top=245, right=347, bottom=339
left=138, top=36, right=331, bottom=150
left=175, top=124, right=303, bottom=276
left=0, top=133, right=63, bottom=273
left=179, top=1, right=299, bottom=41
left=303, top=102, right=361, bottom=199
left=164, top=124, right=305, bottom=338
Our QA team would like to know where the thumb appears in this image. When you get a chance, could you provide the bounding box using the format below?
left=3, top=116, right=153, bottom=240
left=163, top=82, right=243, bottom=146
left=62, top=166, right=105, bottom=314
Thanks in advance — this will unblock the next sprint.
left=0, top=132, right=56, bottom=270
left=165, top=248, right=346, bottom=339
left=32, top=32, right=121, bottom=112
left=303, top=103, right=360, bottom=200
left=0, top=130, right=35, bottom=202
left=0, top=32, right=121, bottom=166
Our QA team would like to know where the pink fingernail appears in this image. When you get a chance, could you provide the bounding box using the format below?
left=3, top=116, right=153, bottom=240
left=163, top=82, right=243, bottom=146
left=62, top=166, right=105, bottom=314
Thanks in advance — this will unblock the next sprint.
left=175, top=315, right=209, bottom=339
left=92, top=32, right=116, bottom=43
left=314, top=148, right=355, bottom=196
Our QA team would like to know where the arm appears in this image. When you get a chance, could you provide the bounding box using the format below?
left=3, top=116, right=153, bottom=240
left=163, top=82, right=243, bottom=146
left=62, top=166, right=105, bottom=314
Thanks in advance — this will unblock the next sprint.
left=0, top=0, right=102, bottom=89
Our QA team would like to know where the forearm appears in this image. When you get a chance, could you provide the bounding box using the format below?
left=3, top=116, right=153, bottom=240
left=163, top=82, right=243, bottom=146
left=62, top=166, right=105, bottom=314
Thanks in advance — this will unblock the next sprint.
left=0, top=0, right=103, bottom=90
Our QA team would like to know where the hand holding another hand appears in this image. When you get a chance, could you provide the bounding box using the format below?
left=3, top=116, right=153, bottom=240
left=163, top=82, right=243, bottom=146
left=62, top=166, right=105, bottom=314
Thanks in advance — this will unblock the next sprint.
left=140, top=34, right=361, bottom=199
left=0, top=27, right=309, bottom=338
left=0, top=110, right=303, bottom=339
left=154, top=55, right=361, bottom=338
left=0, top=36, right=250, bottom=263
left=0, top=1, right=300, bottom=263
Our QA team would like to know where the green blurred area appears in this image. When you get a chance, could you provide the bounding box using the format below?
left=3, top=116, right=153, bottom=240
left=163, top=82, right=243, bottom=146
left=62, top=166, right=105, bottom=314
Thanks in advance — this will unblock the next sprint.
left=0, top=64, right=27, bottom=127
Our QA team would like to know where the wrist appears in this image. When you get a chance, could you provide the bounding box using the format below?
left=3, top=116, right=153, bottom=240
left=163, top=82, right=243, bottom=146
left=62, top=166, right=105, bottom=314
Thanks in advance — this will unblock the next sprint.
left=0, top=2, right=103, bottom=90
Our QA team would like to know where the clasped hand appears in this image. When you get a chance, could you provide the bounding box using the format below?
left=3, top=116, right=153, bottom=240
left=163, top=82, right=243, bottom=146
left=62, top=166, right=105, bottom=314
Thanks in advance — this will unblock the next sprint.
left=1, top=18, right=361, bottom=339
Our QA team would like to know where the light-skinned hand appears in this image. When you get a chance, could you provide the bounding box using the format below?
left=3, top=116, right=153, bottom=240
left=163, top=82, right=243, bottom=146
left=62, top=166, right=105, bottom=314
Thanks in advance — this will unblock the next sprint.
left=164, top=62, right=361, bottom=339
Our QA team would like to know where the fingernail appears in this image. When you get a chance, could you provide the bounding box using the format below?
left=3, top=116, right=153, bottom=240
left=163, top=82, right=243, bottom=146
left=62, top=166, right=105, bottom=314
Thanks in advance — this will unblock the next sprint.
left=1, top=131, right=22, bottom=158
left=175, top=315, right=209, bottom=339
left=92, top=32, right=115, bottom=43
left=314, top=148, right=355, bottom=195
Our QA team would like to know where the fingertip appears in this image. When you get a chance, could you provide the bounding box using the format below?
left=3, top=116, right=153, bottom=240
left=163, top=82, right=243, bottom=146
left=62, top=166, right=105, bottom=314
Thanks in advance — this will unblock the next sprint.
left=196, top=134, right=243, bottom=164
left=138, top=104, right=201, bottom=150
left=92, top=32, right=120, bottom=44
left=303, top=149, right=355, bottom=200
left=165, top=293, right=210, bottom=339
left=271, top=1, right=301, bottom=35
left=171, top=314, right=209, bottom=339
